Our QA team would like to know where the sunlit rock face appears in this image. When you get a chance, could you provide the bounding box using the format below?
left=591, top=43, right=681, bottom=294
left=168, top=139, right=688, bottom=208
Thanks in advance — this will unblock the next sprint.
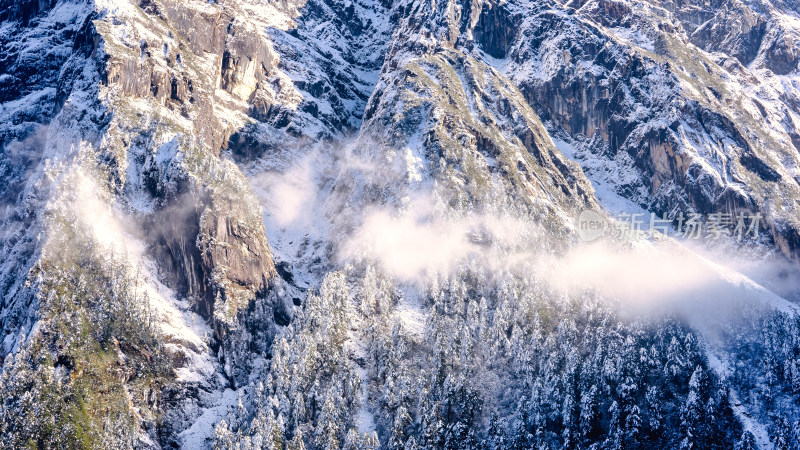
left=494, top=0, right=800, bottom=262
left=1, top=0, right=800, bottom=447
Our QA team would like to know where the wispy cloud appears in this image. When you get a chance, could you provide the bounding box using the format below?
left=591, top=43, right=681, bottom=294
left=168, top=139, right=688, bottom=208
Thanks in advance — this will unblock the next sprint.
left=249, top=140, right=799, bottom=314
left=252, top=155, right=319, bottom=228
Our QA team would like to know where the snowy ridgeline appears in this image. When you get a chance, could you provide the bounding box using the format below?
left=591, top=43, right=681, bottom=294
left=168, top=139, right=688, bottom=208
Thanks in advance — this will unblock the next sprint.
left=1, top=0, right=800, bottom=448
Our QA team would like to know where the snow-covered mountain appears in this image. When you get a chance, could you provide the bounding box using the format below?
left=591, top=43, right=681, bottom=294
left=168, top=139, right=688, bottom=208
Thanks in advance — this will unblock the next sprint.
left=1, top=0, right=799, bottom=448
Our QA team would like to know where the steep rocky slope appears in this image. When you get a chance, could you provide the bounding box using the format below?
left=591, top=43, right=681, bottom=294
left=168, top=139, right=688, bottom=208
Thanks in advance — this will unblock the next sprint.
left=1, top=0, right=799, bottom=448
left=498, top=0, right=800, bottom=261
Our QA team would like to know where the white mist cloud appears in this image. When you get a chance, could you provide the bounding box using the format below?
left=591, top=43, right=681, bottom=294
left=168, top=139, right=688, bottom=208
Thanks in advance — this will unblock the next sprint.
left=338, top=205, right=474, bottom=282
left=75, top=172, right=133, bottom=253
left=337, top=191, right=794, bottom=314
left=44, top=160, right=216, bottom=369
left=249, top=141, right=799, bottom=312
left=336, top=190, right=538, bottom=283
left=253, top=156, right=318, bottom=228
left=536, top=240, right=719, bottom=306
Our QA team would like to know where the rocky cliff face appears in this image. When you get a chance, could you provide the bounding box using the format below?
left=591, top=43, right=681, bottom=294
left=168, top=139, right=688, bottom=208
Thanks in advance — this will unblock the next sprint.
left=0, top=0, right=281, bottom=446
left=0, top=0, right=279, bottom=323
left=490, top=0, right=800, bottom=261
left=1, top=0, right=800, bottom=448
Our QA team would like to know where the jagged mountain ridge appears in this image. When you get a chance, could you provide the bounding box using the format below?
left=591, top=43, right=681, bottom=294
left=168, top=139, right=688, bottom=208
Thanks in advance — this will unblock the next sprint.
left=1, top=0, right=799, bottom=448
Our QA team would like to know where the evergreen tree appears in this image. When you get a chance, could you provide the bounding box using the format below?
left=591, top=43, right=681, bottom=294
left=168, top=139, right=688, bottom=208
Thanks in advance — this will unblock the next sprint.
left=734, top=431, right=757, bottom=450
left=486, top=412, right=508, bottom=449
